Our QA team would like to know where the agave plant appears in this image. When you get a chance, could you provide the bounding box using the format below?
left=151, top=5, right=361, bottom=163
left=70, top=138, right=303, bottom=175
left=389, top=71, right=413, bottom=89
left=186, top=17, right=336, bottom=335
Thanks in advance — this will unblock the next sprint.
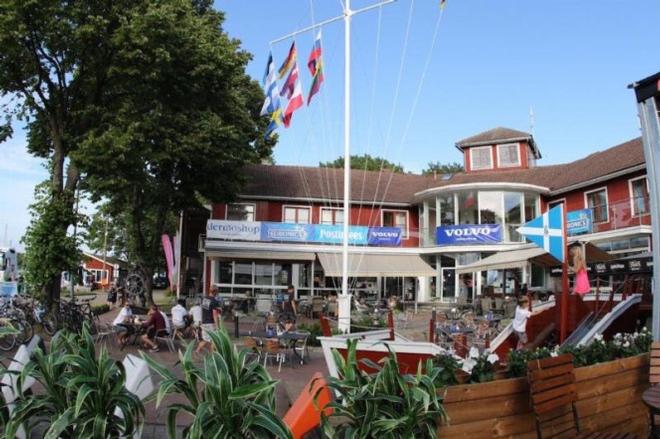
left=5, top=324, right=144, bottom=438
left=317, top=338, right=447, bottom=438
left=142, top=327, right=292, bottom=439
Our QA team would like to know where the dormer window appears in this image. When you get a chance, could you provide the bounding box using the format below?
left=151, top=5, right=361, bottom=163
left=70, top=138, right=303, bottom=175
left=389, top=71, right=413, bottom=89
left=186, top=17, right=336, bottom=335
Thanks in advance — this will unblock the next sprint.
left=497, top=143, right=520, bottom=168
left=470, top=146, right=493, bottom=170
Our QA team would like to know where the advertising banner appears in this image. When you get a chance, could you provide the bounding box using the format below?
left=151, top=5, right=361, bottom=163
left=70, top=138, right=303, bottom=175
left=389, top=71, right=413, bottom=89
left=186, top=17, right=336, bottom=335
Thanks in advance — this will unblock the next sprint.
left=367, top=227, right=402, bottom=246
left=0, top=282, right=18, bottom=298
left=313, top=224, right=369, bottom=245
left=260, top=223, right=313, bottom=242
left=206, top=220, right=262, bottom=241
left=567, top=209, right=593, bottom=236
left=436, top=224, right=502, bottom=245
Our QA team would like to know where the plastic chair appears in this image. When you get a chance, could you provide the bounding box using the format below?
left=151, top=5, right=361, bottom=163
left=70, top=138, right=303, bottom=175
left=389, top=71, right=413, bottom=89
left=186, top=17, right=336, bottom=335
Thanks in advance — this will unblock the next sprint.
left=244, top=337, right=262, bottom=363
left=293, top=332, right=311, bottom=364
left=263, top=339, right=285, bottom=372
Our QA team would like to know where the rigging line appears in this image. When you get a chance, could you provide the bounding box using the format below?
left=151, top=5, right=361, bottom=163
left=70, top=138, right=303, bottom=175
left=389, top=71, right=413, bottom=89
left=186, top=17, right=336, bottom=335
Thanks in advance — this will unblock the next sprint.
left=367, top=0, right=415, bottom=224
left=378, top=7, right=445, bottom=217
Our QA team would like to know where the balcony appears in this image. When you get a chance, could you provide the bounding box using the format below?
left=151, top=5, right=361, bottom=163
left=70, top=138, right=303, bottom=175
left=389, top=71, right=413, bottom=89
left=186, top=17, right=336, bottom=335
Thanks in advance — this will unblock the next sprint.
left=585, top=196, right=651, bottom=235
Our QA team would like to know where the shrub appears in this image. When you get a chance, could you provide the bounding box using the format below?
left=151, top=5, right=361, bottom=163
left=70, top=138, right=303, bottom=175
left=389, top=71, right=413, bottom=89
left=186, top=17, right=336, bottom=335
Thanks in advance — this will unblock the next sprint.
left=318, top=339, right=447, bottom=438
left=431, top=353, right=460, bottom=386
left=91, top=304, right=110, bottom=316
left=142, top=327, right=291, bottom=439
left=297, top=322, right=323, bottom=346
left=6, top=324, right=144, bottom=438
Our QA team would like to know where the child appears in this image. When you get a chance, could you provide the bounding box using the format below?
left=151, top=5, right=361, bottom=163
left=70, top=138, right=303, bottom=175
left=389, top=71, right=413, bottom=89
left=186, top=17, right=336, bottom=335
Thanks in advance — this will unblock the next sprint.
left=512, top=296, right=532, bottom=350
left=571, top=246, right=591, bottom=295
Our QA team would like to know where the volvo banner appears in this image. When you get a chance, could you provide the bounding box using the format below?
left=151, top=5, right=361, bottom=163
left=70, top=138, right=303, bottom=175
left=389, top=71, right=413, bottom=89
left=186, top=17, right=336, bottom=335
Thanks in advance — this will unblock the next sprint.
left=206, top=220, right=401, bottom=246
left=436, top=224, right=502, bottom=245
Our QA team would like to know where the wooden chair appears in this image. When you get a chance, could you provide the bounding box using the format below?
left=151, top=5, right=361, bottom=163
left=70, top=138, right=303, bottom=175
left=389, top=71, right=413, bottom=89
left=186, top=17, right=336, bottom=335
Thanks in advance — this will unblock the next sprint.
left=527, top=353, right=636, bottom=439
left=263, top=339, right=285, bottom=372
left=243, top=337, right=262, bottom=363
left=649, top=342, right=660, bottom=432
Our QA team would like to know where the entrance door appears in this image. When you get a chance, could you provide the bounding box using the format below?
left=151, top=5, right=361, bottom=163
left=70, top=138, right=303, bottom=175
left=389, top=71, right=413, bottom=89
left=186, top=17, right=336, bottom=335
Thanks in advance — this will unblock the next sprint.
left=441, top=268, right=456, bottom=302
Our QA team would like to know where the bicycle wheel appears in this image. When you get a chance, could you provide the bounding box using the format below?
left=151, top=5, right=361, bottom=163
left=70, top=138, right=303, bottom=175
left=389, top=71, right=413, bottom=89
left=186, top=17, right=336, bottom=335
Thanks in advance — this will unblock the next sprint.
left=0, top=321, right=16, bottom=351
left=42, top=314, right=58, bottom=335
left=14, top=320, right=33, bottom=345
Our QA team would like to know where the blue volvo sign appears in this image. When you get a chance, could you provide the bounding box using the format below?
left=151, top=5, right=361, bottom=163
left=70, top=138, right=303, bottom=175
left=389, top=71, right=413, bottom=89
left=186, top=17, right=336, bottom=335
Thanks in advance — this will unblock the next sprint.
left=243, top=221, right=401, bottom=246
left=436, top=224, right=502, bottom=245
left=566, top=209, right=593, bottom=236
left=367, top=227, right=402, bottom=246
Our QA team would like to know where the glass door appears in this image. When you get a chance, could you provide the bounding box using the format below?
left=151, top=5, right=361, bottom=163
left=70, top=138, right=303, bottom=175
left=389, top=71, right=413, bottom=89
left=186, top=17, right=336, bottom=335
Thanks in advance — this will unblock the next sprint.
left=441, top=268, right=456, bottom=302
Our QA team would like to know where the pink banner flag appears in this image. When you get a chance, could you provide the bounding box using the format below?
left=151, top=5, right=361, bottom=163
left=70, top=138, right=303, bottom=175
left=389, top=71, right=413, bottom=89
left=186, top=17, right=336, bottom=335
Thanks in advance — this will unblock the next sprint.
left=161, top=234, right=176, bottom=288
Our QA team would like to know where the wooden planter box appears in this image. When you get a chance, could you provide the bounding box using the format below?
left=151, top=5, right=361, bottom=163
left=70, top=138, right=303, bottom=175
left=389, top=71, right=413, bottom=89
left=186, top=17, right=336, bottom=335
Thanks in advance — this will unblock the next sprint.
left=437, top=353, right=650, bottom=438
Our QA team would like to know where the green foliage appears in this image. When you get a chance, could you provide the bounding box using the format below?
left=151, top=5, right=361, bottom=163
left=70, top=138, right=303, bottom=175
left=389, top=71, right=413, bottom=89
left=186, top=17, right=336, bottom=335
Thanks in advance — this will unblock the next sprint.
left=352, top=314, right=387, bottom=331
left=431, top=353, right=460, bottom=386
left=506, top=328, right=653, bottom=378
left=318, top=339, right=447, bottom=438
left=297, top=322, right=323, bottom=346
left=320, top=154, right=405, bottom=173
left=91, top=304, right=110, bottom=316
left=468, top=354, right=495, bottom=383
left=422, top=161, right=464, bottom=176
left=142, top=327, right=291, bottom=439
left=6, top=324, right=144, bottom=438
left=20, top=182, right=83, bottom=299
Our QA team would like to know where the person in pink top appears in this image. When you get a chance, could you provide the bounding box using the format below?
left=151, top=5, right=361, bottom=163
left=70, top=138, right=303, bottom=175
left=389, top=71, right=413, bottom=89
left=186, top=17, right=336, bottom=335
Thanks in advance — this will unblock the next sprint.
left=571, top=246, right=591, bottom=295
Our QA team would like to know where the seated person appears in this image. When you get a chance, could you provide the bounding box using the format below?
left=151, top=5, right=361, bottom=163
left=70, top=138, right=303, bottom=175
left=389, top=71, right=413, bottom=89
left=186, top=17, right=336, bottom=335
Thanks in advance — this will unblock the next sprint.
left=112, top=300, right=133, bottom=345
left=189, top=298, right=203, bottom=340
left=140, top=304, right=167, bottom=352
left=282, top=318, right=296, bottom=333
left=171, top=298, right=192, bottom=338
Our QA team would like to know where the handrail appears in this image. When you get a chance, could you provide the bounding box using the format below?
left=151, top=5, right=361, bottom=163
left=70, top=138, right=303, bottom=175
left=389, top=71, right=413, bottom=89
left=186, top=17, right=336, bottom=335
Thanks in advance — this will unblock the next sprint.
left=593, top=275, right=637, bottom=320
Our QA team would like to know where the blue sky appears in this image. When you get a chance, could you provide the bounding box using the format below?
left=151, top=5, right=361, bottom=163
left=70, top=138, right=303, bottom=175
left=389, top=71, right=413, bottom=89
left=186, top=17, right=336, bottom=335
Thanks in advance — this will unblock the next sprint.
left=1, top=0, right=659, bottom=249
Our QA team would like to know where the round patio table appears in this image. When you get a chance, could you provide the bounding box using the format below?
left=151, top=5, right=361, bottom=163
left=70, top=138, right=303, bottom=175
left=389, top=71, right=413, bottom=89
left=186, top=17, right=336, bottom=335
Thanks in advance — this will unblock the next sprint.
left=641, top=385, right=660, bottom=436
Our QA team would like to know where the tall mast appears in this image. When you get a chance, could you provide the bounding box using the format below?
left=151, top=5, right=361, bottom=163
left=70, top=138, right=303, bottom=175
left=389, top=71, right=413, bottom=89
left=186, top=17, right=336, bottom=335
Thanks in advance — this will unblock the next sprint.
left=340, top=0, right=352, bottom=333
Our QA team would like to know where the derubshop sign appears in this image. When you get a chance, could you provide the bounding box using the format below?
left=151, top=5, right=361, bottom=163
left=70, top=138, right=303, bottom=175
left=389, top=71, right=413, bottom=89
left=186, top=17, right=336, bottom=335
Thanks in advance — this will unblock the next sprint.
left=436, top=224, right=502, bottom=245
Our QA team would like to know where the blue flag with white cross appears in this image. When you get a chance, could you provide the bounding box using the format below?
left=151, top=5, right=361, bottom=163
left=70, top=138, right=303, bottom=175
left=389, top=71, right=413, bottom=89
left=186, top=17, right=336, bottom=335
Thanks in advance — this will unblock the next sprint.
left=517, top=205, right=565, bottom=262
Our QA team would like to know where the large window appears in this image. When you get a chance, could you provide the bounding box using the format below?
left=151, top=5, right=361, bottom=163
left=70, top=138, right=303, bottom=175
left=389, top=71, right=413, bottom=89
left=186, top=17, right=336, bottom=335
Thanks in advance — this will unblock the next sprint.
left=630, top=177, right=649, bottom=216
left=497, top=143, right=520, bottom=168
left=585, top=188, right=608, bottom=223
left=226, top=203, right=255, bottom=221
left=457, top=192, right=478, bottom=224
left=478, top=192, right=503, bottom=225
left=439, top=194, right=455, bottom=226
left=470, top=146, right=493, bottom=170
left=283, top=205, right=311, bottom=224
left=504, top=192, right=522, bottom=241
left=382, top=210, right=408, bottom=238
left=320, top=207, right=344, bottom=225
left=524, top=193, right=538, bottom=221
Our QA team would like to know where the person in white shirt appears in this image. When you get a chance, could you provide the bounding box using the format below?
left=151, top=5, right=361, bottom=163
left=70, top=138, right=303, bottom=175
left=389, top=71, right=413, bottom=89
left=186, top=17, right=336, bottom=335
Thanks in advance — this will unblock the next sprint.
left=171, top=299, right=190, bottom=338
left=512, top=296, right=532, bottom=350
left=189, top=298, right=203, bottom=341
left=112, top=301, right=133, bottom=345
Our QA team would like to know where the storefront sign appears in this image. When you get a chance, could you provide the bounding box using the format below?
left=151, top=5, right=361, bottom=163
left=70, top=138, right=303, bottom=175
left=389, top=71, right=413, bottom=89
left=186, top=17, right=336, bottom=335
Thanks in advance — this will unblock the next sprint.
left=260, top=223, right=313, bottom=242
left=367, top=227, right=402, bottom=246
left=550, top=256, right=653, bottom=276
left=0, top=282, right=17, bottom=298
left=206, top=220, right=261, bottom=241
left=567, top=209, right=593, bottom=236
left=436, top=224, right=502, bottom=245
left=313, top=224, right=369, bottom=245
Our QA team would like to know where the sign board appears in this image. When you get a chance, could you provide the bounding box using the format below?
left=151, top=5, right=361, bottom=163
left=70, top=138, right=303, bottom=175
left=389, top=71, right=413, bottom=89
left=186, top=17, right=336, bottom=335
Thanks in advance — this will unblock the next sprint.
left=436, top=224, right=502, bottom=245
left=550, top=256, right=653, bottom=276
left=567, top=209, right=593, bottom=236
left=0, top=282, right=17, bottom=298
left=205, top=220, right=402, bottom=247
left=206, top=220, right=261, bottom=241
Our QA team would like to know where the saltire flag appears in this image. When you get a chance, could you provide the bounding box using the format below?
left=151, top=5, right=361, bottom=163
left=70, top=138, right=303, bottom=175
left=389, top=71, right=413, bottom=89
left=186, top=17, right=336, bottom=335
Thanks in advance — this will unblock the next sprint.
left=260, top=52, right=283, bottom=138
left=517, top=205, right=565, bottom=263
left=280, top=63, right=303, bottom=127
left=307, top=31, right=324, bottom=105
left=278, top=42, right=297, bottom=79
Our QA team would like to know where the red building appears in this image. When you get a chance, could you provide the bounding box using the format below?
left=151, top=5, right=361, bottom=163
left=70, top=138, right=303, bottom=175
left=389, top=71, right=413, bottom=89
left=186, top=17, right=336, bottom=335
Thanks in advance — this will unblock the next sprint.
left=182, top=127, right=649, bottom=305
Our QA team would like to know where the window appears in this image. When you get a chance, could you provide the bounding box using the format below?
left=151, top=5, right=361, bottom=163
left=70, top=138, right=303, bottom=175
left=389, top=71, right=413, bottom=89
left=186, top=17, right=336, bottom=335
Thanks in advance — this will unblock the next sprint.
left=457, top=192, right=478, bottom=224
left=630, top=177, right=649, bottom=216
left=585, top=188, right=608, bottom=223
left=524, top=193, right=538, bottom=222
left=478, top=191, right=503, bottom=225
left=381, top=210, right=408, bottom=238
left=226, top=203, right=255, bottom=221
left=283, top=206, right=311, bottom=224
left=497, top=143, right=520, bottom=167
left=320, top=207, right=344, bottom=225
left=438, top=194, right=455, bottom=225
left=470, top=146, right=493, bottom=170
left=531, top=264, right=546, bottom=288
left=548, top=199, right=565, bottom=211
left=504, top=192, right=522, bottom=241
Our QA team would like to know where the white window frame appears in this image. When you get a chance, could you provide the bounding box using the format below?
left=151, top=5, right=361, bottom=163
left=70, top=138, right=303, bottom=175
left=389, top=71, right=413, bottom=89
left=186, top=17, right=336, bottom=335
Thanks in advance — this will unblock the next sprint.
left=282, top=205, right=312, bottom=224
left=628, top=176, right=649, bottom=217
left=547, top=198, right=566, bottom=211
left=584, top=187, right=609, bottom=224
left=469, top=146, right=493, bottom=170
left=496, top=143, right=521, bottom=168
left=225, top=202, right=256, bottom=221
left=319, top=206, right=344, bottom=225
left=381, top=209, right=410, bottom=239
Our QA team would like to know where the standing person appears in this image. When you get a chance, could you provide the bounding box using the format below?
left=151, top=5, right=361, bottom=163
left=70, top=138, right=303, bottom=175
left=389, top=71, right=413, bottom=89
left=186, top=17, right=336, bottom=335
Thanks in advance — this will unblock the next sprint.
left=571, top=246, right=591, bottom=295
left=106, top=283, right=118, bottom=309
left=140, top=304, right=167, bottom=352
left=282, top=285, right=297, bottom=321
left=512, top=296, right=532, bottom=350
left=196, top=289, right=221, bottom=354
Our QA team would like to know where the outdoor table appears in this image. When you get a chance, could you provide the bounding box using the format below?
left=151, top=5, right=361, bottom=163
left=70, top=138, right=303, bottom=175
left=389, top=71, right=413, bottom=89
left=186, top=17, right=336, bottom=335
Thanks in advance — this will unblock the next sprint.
left=641, top=385, right=660, bottom=435
left=119, top=316, right=147, bottom=350
left=278, top=331, right=309, bottom=367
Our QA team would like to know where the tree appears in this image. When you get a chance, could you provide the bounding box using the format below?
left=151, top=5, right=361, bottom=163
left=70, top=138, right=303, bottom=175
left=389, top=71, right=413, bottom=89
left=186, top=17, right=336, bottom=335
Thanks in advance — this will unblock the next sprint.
left=320, top=154, right=404, bottom=173
left=422, top=161, right=464, bottom=176
left=75, top=0, right=273, bottom=304
left=0, top=0, right=135, bottom=303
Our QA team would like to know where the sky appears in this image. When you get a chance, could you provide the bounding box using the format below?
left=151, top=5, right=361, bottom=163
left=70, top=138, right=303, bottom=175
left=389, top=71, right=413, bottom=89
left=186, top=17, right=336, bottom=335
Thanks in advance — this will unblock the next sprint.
left=0, top=0, right=659, bottom=250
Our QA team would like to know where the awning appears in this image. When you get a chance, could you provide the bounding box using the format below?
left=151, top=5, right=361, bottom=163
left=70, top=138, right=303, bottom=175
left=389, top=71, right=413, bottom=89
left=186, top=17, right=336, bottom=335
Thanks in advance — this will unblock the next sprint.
left=456, top=247, right=560, bottom=274
left=317, top=253, right=436, bottom=277
left=205, top=250, right=315, bottom=261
